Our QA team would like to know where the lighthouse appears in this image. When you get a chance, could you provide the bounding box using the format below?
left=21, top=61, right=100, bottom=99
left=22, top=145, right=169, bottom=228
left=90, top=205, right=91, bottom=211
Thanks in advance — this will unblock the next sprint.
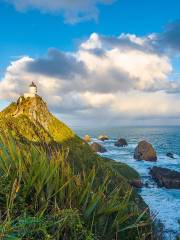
left=24, top=82, right=37, bottom=98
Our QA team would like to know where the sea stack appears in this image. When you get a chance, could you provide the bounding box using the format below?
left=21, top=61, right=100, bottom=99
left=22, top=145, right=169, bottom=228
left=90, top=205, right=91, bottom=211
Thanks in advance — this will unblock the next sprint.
left=134, top=140, right=157, bottom=162
left=115, top=138, right=128, bottom=147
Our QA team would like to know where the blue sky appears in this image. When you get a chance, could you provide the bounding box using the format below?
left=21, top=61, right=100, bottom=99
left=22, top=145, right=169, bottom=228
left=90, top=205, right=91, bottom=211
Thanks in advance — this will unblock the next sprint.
left=1, top=0, right=180, bottom=69
left=0, top=0, right=180, bottom=125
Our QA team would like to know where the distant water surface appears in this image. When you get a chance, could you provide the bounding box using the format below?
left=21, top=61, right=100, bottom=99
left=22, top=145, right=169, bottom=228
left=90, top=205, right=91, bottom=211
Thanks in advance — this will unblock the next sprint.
left=73, top=126, right=180, bottom=239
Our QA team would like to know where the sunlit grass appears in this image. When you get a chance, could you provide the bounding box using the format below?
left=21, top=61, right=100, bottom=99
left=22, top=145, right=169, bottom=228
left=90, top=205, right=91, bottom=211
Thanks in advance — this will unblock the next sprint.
left=0, top=132, right=151, bottom=239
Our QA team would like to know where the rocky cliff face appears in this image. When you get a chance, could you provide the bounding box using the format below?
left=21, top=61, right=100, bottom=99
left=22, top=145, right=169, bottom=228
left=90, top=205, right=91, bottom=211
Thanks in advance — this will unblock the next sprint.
left=0, top=95, right=74, bottom=143
left=8, top=96, right=50, bottom=126
left=12, top=96, right=51, bottom=124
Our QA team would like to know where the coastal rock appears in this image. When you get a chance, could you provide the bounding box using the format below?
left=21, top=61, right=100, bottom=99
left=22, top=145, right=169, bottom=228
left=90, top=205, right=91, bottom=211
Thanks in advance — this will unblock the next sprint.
left=98, top=135, right=109, bottom=141
left=84, top=135, right=91, bottom=142
left=166, top=152, right=175, bottom=159
left=150, top=166, right=180, bottom=189
left=130, top=179, right=143, bottom=188
left=115, top=138, right=128, bottom=147
left=134, top=140, right=157, bottom=162
left=91, top=142, right=107, bottom=153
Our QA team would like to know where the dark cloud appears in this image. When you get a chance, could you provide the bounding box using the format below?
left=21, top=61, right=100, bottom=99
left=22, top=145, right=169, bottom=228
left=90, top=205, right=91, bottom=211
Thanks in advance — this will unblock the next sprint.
left=153, top=20, right=180, bottom=55
left=26, top=48, right=87, bottom=79
left=160, top=21, right=180, bottom=51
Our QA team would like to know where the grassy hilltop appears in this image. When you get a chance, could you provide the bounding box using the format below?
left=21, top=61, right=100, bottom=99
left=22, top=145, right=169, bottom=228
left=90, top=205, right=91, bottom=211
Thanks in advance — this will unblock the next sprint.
left=0, top=96, right=151, bottom=240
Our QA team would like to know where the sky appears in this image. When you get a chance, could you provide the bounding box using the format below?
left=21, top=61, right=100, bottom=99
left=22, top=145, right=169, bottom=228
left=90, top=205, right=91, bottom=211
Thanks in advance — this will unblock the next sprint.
left=0, top=0, right=180, bottom=126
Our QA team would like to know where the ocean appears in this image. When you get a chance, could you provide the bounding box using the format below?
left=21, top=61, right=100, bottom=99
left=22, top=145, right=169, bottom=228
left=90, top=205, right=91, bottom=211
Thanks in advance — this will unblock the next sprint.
left=73, top=126, right=180, bottom=239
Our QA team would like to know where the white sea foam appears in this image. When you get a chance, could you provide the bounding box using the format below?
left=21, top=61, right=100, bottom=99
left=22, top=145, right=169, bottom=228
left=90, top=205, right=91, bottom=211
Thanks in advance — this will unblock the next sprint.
left=141, top=187, right=180, bottom=238
left=127, top=143, right=137, bottom=149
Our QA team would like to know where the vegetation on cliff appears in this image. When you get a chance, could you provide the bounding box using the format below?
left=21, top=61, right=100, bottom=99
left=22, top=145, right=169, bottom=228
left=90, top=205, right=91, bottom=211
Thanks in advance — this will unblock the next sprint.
left=0, top=96, right=151, bottom=239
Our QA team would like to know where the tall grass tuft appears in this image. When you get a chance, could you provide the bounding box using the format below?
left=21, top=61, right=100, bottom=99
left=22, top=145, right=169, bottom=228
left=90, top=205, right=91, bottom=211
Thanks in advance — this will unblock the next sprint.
left=0, top=132, right=151, bottom=239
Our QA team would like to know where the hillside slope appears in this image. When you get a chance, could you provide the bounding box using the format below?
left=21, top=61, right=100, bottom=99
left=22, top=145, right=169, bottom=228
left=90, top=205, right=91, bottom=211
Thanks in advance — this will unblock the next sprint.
left=0, top=95, right=139, bottom=180
left=0, top=95, right=151, bottom=239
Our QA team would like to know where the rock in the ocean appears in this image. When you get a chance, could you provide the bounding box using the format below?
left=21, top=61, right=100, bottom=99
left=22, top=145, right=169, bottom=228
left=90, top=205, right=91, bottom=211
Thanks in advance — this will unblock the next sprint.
left=115, top=138, right=128, bottom=147
left=91, top=142, right=107, bottom=153
left=130, top=179, right=143, bottom=188
left=98, top=135, right=109, bottom=141
left=134, top=140, right=157, bottom=162
left=84, top=135, right=91, bottom=142
left=150, top=166, right=180, bottom=189
left=166, top=152, right=175, bottom=159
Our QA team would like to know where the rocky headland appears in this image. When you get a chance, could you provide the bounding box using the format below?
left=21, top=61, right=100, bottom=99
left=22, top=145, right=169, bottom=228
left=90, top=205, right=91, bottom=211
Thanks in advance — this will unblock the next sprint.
left=0, top=95, right=151, bottom=239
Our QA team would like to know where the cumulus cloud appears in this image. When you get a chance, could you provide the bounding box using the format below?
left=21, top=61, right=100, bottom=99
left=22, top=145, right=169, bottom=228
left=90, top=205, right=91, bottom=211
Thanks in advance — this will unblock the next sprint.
left=26, top=33, right=174, bottom=93
left=78, top=33, right=173, bottom=92
left=6, top=0, right=113, bottom=23
left=1, top=31, right=180, bottom=124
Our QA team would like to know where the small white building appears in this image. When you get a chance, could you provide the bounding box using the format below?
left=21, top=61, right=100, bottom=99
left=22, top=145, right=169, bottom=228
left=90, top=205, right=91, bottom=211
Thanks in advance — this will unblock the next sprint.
left=24, top=82, right=37, bottom=98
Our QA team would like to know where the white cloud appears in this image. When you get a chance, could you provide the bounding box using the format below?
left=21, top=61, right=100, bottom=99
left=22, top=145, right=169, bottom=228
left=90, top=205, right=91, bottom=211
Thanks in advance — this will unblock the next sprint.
left=77, top=33, right=174, bottom=92
left=0, top=32, right=180, bottom=124
left=6, top=0, right=113, bottom=23
left=77, top=90, right=180, bottom=118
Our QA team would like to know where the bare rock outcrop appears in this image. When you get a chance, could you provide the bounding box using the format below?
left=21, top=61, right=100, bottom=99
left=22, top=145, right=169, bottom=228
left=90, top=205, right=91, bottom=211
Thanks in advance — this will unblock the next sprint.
left=134, top=140, right=157, bottom=162
left=91, top=142, right=107, bottom=153
left=84, top=135, right=91, bottom=142
left=115, top=138, right=128, bottom=147
left=150, top=166, right=180, bottom=189
left=98, top=135, right=109, bottom=141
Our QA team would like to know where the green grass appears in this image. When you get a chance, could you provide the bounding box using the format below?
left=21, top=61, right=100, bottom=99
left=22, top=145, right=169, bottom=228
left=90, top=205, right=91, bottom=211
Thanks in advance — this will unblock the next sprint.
left=0, top=97, right=152, bottom=239
left=0, top=132, right=151, bottom=240
left=102, top=158, right=140, bottom=180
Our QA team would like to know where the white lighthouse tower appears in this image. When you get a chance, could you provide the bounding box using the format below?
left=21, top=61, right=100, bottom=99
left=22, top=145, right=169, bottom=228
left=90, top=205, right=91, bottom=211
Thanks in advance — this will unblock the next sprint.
left=24, top=82, right=37, bottom=98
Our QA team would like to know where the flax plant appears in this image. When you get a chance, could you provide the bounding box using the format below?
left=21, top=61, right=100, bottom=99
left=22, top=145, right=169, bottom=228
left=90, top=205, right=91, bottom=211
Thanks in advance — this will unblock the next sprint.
left=0, top=132, right=151, bottom=239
